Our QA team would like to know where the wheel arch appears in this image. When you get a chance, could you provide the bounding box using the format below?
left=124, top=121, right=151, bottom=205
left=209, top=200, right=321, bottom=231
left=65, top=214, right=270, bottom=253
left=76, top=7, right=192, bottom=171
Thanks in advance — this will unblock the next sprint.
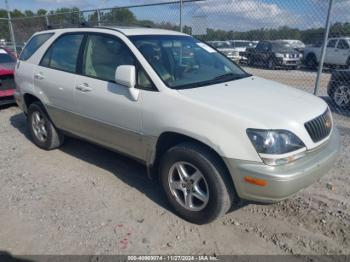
left=150, top=132, right=234, bottom=185
left=23, top=93, right=41, bottom=114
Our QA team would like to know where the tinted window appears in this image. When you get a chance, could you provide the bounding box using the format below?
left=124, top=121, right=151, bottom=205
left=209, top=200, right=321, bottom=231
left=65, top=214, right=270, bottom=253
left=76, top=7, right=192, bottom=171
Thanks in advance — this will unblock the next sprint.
left=327, top=39, right=337, bottom=48
left=337, top=39, right=350, bottom=49
left=19, top=33, right=53, bottom=61
left=256, top=42, right=264, bottom=51
left=41, top=34, right=83, bottom=73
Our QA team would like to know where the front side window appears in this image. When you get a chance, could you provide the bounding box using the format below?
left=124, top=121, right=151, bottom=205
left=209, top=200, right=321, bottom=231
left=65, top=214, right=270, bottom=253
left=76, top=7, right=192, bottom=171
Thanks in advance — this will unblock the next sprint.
left=82, top=34, right=154, bottom=90
left=41, top=34, right=84, bottom=73
left=82, top=34, right=135, bottom=82
left=327, top=39, right=337, bottom=48
left=20, top=33, right=53, bottom=61
left=130, top=35, right=249, bottom=90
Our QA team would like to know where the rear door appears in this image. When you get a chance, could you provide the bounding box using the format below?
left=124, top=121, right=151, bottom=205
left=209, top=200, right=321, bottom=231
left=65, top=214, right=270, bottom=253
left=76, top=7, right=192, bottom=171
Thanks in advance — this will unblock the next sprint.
left=33, top=33, right=84, bottom=131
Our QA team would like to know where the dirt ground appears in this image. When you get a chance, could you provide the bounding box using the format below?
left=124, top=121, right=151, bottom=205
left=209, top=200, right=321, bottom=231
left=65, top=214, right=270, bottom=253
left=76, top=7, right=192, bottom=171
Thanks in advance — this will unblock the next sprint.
left=0, top=69, right=349, bottom=255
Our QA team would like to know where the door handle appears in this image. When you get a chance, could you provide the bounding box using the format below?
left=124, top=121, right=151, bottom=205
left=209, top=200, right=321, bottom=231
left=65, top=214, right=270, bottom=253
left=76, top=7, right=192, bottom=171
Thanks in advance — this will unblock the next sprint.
left=75, top=83, right=92, bottom=92
left=34, top=72, right=45, bottom=80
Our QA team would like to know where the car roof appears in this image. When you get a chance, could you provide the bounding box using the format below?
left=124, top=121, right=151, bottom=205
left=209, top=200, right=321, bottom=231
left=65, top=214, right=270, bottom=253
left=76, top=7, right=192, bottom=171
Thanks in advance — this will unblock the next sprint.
left=329, top=37, right=350, bottom=40
left=36, top=26, right=187, bottom=37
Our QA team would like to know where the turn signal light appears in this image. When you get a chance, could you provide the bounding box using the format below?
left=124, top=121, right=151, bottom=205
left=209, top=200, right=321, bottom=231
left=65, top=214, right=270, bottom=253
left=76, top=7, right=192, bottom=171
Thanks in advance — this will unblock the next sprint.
left=244, top=176, right=267, bottom=187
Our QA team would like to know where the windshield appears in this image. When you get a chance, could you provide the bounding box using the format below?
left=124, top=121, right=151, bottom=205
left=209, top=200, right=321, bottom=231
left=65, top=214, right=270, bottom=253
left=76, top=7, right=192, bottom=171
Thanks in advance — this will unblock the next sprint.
left=210, top=41, right=232, bottom=49
left=130, top=35, right=249, bottom=89
left=271, top=42, right=293, bottom=51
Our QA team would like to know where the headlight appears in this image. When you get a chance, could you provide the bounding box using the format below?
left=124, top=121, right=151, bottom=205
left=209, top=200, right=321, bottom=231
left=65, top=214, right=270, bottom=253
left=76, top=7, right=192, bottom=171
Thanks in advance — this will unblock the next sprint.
left=275, top=53, right=284, bottom=58
left=247, top=129, right=306, bottom=166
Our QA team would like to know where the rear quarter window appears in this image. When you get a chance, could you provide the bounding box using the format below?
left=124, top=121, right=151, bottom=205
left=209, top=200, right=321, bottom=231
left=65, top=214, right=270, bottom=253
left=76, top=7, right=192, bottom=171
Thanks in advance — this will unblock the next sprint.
left=19, top=33, right=54, bottom=61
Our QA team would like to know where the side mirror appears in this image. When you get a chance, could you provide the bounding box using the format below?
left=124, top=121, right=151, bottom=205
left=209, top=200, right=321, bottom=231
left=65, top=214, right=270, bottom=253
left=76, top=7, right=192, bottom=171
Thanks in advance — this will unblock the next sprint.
left=115, top=65, right=139, bottom=101
left=115, top=65, right=136, bottom=89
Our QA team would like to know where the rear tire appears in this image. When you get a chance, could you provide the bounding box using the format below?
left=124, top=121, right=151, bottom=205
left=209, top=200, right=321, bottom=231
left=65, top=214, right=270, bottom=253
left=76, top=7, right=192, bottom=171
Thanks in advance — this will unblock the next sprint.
left=159, top=142, right=236, bottom=224
left=27, top=102, right=64, bottom=150
left=247, top=56, right=253, bottom=66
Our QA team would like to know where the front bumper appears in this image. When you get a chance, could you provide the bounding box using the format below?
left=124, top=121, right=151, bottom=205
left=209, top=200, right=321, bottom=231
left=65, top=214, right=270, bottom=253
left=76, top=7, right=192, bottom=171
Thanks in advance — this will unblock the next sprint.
left=277, top=58, right=301, bottom=67
left=224, top=128, right=340, bottom=203
left=0, top=89, right=15, bottom=106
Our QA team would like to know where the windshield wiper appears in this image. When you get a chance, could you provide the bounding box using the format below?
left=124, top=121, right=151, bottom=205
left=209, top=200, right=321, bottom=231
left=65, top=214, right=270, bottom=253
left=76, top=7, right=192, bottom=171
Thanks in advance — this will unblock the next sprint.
left=174, top=73, right=251, bottom=90
left=212, top=73, right=251, bottom=83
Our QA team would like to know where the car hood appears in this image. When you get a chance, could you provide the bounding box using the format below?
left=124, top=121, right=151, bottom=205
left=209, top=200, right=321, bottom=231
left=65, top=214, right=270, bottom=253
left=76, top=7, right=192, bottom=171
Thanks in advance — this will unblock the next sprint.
left=273, top=48, right=299, bottom=55
left=0, top=62, right=15, bottom=73
left=177, top=76, right=327, bottom=129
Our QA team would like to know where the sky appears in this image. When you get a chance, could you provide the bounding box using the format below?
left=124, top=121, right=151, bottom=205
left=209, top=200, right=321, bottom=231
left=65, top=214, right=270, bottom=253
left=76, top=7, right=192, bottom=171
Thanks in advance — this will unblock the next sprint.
left=1, top=0, right=349, bottom=31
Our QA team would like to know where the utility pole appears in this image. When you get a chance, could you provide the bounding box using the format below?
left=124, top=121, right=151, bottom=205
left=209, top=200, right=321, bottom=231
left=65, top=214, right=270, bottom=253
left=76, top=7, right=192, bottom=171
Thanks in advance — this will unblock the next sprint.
left=5, top=0, right=17, bottom=55
left=314, top=0, right=334, bottom=95
left=180, top=0, right=183, bottom=32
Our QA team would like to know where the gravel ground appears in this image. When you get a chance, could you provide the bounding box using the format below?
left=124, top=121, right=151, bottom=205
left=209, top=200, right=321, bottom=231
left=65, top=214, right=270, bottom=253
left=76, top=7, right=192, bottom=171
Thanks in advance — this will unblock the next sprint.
left=0, top=71, right=349, bottom=255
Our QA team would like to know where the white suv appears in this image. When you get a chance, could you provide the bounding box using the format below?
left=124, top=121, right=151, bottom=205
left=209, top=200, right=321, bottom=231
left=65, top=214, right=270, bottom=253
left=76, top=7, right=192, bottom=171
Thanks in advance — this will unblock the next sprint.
left=14, top=27, right=340, bottom=224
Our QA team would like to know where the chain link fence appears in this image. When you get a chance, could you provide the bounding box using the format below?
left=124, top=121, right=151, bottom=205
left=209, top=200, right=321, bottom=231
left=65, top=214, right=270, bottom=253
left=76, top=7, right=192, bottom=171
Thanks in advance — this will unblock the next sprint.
left=2, top=0, right=350, bottom=120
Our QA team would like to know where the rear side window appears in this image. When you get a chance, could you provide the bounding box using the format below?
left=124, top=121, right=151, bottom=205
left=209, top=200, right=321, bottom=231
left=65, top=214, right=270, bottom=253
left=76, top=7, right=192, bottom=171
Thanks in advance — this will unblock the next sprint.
left=40, top=34, right=84, bottom=73
left=19, top=33, right=53, bottom=61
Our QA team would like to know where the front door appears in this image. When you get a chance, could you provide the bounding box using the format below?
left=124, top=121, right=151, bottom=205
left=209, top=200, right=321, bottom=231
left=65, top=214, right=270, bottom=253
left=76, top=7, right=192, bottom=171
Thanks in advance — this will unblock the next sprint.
left=74, top=33, right=145, bottom=159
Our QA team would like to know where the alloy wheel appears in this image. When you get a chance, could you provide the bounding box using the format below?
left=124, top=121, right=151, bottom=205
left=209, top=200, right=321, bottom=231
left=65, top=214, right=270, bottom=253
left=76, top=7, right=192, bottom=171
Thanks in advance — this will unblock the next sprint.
left=31, top=111, right=48, bottom=142
left=334, top=85, right=350, bottom=107
left=168, top=161, right=209, bottom=212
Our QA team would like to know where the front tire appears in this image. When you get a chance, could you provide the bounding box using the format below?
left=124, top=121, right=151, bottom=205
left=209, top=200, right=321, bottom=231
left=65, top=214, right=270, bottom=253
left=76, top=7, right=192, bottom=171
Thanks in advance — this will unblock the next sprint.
left=267, top=58, right=276, bottom=70
left=247, top=56, right=254, bottom=66
left=27, top=102, right=64, bottom=150
left=306, top=53, right=317, bottom=69
left=159, top=142, right=236, bottom=224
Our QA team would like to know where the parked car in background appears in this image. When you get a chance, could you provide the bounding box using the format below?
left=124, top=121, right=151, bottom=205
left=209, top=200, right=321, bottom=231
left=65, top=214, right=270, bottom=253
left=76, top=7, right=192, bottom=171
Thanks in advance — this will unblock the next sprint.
left=328, top=69, right=350, bottom=108
left=277, top=39, right=305, bottom=53
left=15, top=27, right=339, bottom=224
left=230, top=40, right=258, bottom=63
left=0, top=48, right=16, bottom=106
left=304, top=37, right=350, bottom=69
left=246, top=40, right=302, bottom=69
left=207, top=41, right=240, bottom=63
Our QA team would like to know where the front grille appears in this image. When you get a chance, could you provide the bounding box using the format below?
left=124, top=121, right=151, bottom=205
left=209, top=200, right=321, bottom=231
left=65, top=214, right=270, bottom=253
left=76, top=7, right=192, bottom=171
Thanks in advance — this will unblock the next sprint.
left=304, top=109, right=332, bottom=143
left=0, top=74, right=14, bottom=91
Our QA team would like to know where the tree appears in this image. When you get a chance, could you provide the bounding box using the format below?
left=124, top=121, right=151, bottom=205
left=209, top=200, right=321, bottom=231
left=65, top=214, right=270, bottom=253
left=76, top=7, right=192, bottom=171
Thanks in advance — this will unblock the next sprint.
left=37, top=9, right=48, bottom=16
